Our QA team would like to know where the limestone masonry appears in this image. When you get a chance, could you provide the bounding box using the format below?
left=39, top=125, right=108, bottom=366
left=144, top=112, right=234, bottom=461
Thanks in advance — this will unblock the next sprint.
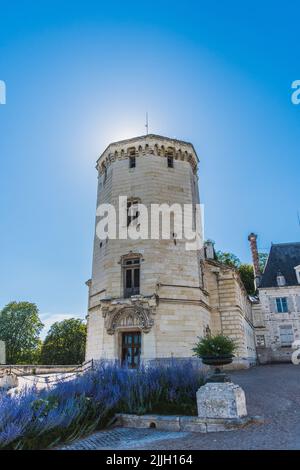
left=250, top=237, right=300, bottom=363
left=85, top=134, right=256, bottom=368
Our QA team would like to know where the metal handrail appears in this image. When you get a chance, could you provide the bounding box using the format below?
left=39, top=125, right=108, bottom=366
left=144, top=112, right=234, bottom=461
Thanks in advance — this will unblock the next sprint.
left=2, top=359, right=94, bottom=384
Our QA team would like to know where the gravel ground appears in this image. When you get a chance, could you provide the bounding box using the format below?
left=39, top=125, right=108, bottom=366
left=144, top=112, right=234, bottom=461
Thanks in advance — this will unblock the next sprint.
left=62, top=364, right=300, bottom=450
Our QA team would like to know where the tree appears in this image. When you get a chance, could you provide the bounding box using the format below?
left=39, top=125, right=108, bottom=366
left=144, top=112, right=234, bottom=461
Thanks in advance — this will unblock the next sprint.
left=0, top=302, right=44, bottom=364
left=41, top=318, right=87, bottom=365
left=215, top=251, right=256, bottom=295
left=215, top=251, right=241, bottom=268
left=259, top=252, right=268, bottom=273
left=238, top=264, right=255, bottom=295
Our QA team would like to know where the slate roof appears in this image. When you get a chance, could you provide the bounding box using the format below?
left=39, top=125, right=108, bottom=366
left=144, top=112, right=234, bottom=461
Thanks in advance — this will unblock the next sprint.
left=260, top=242, right=300, bottom=288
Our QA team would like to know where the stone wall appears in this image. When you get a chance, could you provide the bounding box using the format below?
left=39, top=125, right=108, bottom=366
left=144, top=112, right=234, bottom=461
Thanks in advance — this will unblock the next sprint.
left=203, top=260, right=256, bottom=368
left=0, top=341, right=5, bottom=364
left=254, top=285, right=300, bottom=363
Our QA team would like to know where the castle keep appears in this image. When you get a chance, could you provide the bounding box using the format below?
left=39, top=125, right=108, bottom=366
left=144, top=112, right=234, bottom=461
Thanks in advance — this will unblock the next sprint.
left=85, top=134, right=256, bottom=367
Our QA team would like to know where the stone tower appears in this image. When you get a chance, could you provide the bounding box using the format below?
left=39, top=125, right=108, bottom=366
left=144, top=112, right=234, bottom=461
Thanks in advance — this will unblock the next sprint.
left=85, top=134, right=211, bottom=365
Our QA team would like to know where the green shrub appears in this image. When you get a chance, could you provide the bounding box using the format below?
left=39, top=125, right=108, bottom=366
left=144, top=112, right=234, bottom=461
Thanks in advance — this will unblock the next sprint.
left=193, top=334, right=237, bottom=358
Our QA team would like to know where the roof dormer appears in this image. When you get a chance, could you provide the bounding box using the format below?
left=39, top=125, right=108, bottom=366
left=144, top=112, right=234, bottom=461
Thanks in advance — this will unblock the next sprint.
left=294, top=265, right=300, bottom=284
left=276, top=271, right=286, bottom=287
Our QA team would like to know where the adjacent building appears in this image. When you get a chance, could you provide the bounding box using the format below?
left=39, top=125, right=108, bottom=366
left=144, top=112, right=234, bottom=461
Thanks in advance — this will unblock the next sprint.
left=249, top=234, right=300, bottom=363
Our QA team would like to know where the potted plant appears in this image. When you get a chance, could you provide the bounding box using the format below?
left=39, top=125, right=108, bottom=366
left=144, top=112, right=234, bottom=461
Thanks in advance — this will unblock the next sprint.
left=193, top=334, right=237, bottom=382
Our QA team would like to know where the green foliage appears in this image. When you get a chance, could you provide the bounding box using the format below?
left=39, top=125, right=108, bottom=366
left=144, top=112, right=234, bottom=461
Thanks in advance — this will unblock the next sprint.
left=41, top=318, right=87, bottom=365
left=0, top=302, right=44, bottom=364
left=193, top=334, right=237, bottom=358
left=238, top=263, right=255, bottom=295
left=215, top=250, right=258, bottom=295
left=259, top=252, right=268, bottom=272
left=215, top=251, right=241, bottom=268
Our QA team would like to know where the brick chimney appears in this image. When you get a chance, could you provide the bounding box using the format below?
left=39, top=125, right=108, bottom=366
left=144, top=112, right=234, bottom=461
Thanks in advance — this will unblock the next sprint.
left=248, top=232, right=261, bottom=288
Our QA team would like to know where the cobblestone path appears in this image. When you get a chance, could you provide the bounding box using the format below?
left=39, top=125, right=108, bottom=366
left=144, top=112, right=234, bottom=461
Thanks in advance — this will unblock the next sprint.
left=60, top=428, right=189, bottom=450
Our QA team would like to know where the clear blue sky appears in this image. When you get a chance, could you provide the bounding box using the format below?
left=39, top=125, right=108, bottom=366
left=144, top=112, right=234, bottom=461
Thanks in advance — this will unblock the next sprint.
left=0, top=1, right=299, bottom=332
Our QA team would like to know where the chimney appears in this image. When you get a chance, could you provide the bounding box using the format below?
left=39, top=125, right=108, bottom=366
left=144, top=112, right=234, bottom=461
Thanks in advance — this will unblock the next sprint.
left=204, top=240, right=215, bottom=260
left=248, top=232, right=261, bottom=288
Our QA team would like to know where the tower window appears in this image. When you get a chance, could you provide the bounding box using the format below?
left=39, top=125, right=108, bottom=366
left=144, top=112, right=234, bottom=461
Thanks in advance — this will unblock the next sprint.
left=129, top=156, right=136, bottom=168
left=123, top=258, right=140, bottom=298
left=167, top=156, right=174, bottom=168
left=103, top=166, right=107, bottom=184
left=128, top=147, right=136, bottom=156
left=127, top=199, right=139, bottom=226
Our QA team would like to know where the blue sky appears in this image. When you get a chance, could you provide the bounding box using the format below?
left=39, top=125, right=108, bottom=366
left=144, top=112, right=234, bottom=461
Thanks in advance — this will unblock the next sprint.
left=0, top=1, right=299, bottom=333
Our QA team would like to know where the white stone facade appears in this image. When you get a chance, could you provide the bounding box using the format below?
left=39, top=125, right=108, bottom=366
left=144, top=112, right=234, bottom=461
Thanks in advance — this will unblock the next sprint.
left=254, top=286, right=300, bottom=363
left=85, top=134, right=256, bottom=368
left=251, top=241, right=300, bottom=363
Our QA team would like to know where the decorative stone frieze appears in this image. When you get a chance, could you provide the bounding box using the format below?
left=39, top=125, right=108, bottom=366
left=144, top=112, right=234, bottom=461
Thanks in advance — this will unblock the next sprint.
left=102, top=298, right=156, bottom=335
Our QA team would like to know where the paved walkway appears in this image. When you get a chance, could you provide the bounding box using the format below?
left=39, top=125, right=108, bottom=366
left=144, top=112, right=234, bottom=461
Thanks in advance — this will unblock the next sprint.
left=61, top=364, right=300, bottom=450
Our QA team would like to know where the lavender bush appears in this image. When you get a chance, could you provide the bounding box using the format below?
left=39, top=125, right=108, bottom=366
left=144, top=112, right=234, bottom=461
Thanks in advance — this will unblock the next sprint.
left=0, top=360, right=204, bottom=449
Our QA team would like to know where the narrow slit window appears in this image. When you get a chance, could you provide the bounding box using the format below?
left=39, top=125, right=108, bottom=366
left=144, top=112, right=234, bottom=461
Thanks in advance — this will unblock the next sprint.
left=129, top=156, right=136, bottom=168
left=127, top=200, right=139, bottom=226
left=103, top=166, right=107, bottom=183
left=167, top=156, right=174, bottom=168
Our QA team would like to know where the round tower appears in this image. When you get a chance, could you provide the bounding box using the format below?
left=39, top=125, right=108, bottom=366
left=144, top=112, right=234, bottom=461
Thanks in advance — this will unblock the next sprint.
left=85, top=134, right=211, bottom=365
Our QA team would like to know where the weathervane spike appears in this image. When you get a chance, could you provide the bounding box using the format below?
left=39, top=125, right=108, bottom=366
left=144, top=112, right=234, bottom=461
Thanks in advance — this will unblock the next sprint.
left=145, top=112, right=149, bottom=135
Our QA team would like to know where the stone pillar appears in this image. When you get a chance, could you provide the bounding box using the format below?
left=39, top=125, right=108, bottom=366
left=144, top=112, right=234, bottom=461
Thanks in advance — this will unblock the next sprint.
left=0, top=372, right=18, bottom=390
left=197, top=382, right=247, bottom=419
left=0, top=341, right=5, bottom=364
